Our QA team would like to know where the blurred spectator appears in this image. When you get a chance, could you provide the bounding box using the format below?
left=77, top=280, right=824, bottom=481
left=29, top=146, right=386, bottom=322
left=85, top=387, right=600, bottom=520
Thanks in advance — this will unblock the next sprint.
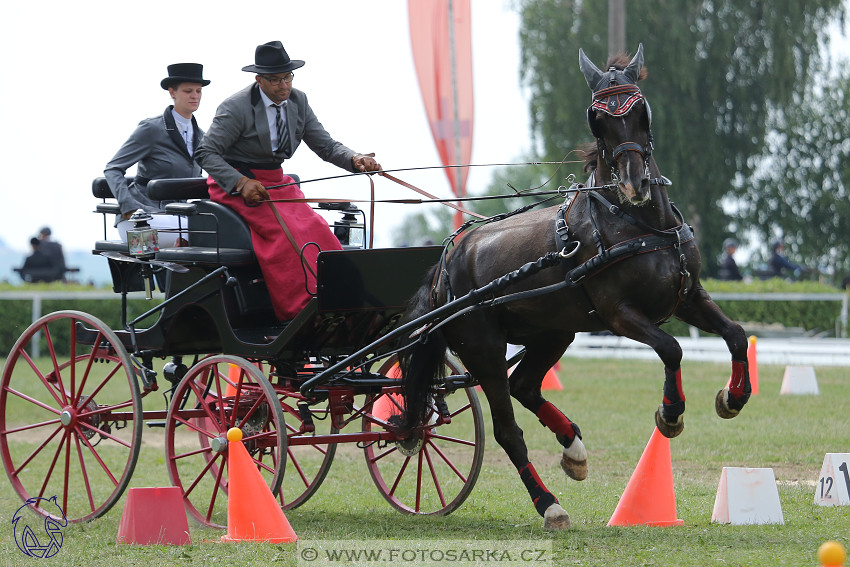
left=717, top=238, right=743, bottom=281
left=37, top=226, right=67, bottom=278
left=17, top=237, right=59, bottom=282
left=767, top=239, right=804, bottom=279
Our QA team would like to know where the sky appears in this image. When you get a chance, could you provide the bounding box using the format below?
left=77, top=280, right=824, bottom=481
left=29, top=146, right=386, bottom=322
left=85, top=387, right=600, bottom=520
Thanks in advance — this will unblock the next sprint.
left=0, top=0, right=531, bottom=253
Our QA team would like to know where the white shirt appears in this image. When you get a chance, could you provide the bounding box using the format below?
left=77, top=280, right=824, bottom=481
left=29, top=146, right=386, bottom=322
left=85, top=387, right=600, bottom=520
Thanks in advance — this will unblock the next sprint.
left=171, top=109, right=194, bottom=156
left=258, top=88, right=287, bottom=151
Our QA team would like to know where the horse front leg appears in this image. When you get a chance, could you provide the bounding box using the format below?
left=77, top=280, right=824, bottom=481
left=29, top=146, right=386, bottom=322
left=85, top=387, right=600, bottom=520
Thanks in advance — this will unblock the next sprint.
left=508, top=334, right=587, bottom=481
left=675, top=284, right=751, bottom=418
left=603, top=304, right=686, bottom=438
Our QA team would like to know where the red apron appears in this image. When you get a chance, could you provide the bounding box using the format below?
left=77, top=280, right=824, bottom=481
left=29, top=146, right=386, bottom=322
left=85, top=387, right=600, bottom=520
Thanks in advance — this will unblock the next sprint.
left=207, top=170, right=342, bottom=320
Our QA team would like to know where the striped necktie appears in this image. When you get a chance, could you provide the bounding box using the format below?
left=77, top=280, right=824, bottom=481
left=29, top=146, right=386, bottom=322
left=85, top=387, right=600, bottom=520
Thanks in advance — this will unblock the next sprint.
left=274, top=104, right=291, bottom=154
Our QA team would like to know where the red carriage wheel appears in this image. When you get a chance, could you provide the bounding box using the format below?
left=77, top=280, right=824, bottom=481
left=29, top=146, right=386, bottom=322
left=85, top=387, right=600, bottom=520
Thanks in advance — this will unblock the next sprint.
left=276, top=389, right=337, bottom=510
left=164, top=355, right=286, bottom=528
left=0, top=311, right=142, bottom=523
left=363, top=355, right=485, bottom=515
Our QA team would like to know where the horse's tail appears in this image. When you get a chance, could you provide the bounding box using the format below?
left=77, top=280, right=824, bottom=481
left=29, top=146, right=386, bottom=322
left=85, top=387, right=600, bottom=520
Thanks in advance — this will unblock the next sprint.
left=399, top=267, right=448, bottom=430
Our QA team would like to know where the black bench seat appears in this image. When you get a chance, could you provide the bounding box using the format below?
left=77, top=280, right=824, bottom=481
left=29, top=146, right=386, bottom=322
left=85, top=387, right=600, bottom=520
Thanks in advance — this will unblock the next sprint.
left=155, top=246, right=256, bottom=265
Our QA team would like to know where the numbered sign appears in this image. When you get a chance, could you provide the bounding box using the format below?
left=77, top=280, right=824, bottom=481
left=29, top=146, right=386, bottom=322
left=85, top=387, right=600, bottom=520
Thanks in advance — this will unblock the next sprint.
left=815, top=453, right=850, bottom=506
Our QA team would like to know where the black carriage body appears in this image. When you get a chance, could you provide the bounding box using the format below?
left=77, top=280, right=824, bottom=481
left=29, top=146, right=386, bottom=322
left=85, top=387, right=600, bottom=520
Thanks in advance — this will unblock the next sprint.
left=90, top=177, right=440, bottom=362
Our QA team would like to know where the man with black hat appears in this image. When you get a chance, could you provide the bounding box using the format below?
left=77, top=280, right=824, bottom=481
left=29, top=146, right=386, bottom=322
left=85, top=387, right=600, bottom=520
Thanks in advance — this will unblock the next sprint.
left=195, top=41, right=381, bottom=321
left=104, top=63, right=210, bottom=247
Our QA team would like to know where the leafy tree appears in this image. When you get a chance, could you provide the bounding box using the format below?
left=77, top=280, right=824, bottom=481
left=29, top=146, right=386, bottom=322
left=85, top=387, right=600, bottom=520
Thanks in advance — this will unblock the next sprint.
left=515, top=0, right=846, bottom=276
left=739, top=71, right=850, bottom=278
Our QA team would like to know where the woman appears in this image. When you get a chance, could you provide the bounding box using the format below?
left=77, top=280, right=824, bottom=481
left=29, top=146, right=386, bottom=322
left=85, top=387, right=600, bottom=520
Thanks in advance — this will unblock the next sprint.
left=104, top=63, right=210, bottom=247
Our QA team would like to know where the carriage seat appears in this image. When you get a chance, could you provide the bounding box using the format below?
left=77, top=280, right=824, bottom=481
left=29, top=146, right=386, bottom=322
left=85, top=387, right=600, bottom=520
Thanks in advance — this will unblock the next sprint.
left=91, top=176, right=254, bottom=265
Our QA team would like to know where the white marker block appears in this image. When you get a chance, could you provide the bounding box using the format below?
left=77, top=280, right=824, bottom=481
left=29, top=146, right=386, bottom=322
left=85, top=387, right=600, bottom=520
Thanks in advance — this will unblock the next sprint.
left=815, top=453, right=850, bottom=506
left=779, top=365, right=819, bottom=395
left=711, top=467, right=784, bottom=525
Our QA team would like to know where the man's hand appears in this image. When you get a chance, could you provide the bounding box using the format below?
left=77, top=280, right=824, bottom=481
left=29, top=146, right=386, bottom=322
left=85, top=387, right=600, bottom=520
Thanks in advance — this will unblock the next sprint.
left=236, top=177, right=269, bottom=205
left=352, top=152, right=382, bottom=173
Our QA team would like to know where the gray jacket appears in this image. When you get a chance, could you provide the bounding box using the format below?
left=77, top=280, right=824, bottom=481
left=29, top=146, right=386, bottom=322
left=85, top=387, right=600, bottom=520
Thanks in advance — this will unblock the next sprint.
left=104, top=106, right=204, bottom=216
left=195, top=83, right=357, bottom=192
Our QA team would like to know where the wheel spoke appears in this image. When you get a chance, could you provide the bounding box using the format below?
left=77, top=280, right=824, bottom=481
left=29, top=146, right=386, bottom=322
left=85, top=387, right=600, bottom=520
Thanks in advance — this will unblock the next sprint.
left=10, top=425, right=63, bottom=476
left=17, top=349, right=65, bottom=408
left=73, top=434, right=96, bottom=513
left=423, top=446, right=447, bottom=508
left=426, top=439, right=468, bottom=483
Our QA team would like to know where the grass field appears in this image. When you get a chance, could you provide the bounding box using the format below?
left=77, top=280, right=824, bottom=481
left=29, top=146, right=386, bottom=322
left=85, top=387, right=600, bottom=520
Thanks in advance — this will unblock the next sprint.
left=1, top=356, right=849, bottom=566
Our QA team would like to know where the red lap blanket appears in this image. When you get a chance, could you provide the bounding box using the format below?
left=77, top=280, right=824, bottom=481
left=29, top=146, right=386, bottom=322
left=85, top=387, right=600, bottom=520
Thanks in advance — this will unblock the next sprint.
left=207, top=169, right=342, bottom=320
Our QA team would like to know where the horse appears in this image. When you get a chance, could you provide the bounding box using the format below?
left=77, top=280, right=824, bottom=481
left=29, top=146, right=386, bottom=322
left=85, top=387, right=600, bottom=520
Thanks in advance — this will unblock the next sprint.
left=398, top=44, right=752, bottom=530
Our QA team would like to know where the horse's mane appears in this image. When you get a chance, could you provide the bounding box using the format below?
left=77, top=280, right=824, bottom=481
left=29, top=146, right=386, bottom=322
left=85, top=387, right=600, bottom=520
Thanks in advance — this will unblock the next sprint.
left=581, top=52, right=649, bottom=173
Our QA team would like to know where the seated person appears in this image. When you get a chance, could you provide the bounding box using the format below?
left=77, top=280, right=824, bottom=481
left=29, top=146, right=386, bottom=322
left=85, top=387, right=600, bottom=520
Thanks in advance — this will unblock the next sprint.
left=104, top=63, right=210, bottom=247
left=194, top=41, right=381, bottom=321
left=20, top=237, right=58, bottom=282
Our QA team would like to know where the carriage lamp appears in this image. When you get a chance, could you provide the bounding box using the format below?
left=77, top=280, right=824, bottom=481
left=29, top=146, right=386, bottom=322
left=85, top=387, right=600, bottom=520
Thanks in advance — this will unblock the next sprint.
left=333, top=209, right=365, bottom=248
left=127, top=210, right=159, bottom=257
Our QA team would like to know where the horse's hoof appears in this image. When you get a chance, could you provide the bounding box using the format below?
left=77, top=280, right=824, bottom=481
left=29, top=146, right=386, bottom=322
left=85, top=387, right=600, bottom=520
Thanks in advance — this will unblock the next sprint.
left=715, top=388, right=740, bottom=419
left=655, top=405, right=684, bottom=438
left=543, top=503, right=571, bottom=530
left=560, top=437, right=588, bottom=481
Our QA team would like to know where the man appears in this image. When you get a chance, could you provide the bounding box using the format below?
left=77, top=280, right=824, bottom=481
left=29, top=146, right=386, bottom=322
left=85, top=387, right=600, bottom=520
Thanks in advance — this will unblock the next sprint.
left=195, top=41, right=381, bottom=320
left=717, top=238, right=743, bottom=281
left=37, top=227, right=66, bottom=281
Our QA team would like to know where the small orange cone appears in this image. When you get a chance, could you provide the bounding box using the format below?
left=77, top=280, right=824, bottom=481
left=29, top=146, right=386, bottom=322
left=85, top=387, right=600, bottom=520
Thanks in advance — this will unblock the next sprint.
left=541, top=366, right=563, bottom=391
left=607, top=427, right=684, bottom=527
left=372, top=364, right=403, bottom=422
left=221, top=428, right=297, bottom=543
left=747, top=336, right=759, bottom=395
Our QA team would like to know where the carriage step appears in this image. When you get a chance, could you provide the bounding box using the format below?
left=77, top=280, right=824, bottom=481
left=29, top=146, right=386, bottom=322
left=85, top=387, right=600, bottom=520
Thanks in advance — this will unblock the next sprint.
left=146, top=421, right=166, bottom=428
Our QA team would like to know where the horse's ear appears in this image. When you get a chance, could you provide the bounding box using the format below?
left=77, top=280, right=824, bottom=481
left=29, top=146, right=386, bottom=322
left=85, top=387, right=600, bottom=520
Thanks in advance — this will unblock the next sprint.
left=624, top=43, right=644, bottom=83
left=579, top=48, right=604, bottom=91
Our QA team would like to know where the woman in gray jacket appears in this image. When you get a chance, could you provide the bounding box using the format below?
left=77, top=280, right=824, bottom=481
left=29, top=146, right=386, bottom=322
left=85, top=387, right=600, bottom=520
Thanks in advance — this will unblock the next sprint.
left=104, top=63, right=209, bottom=246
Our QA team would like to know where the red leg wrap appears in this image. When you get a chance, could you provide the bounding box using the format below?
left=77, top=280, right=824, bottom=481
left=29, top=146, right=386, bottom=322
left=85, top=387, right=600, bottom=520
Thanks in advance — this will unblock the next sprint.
left=536, top=401, right=575, bottom=439
left=518, top=462, right=558, bottom=517
left=728, top=360, right=749, bottom=398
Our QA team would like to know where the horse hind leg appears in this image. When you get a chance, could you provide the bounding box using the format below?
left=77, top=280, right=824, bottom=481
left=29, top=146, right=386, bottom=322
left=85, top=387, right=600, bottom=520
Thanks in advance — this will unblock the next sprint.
left=459, top=341, right=571, bottom=530
left=508, top=336, right=587, bottom=481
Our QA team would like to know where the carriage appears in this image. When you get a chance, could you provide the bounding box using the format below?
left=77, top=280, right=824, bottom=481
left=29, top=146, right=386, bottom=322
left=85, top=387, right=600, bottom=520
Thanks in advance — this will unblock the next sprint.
left=2, top=44, right=753, bottom=531
left=0, top=176, right=488, bottom=528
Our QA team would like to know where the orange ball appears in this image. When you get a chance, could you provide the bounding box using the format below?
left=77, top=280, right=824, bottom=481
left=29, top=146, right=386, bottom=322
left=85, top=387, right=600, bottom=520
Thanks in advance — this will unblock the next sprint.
left=818, top=540, right=846, bottom=566
left=226, top=427, right=243, bottom=442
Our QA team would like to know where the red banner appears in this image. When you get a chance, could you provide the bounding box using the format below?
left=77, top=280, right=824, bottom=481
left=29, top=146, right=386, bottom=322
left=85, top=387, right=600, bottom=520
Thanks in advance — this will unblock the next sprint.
left=408, top=0, right=474, bottom=228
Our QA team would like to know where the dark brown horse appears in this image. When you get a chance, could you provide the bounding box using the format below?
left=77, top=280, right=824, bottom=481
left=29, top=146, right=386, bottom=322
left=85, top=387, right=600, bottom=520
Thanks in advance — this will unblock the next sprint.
left=399, top=44, right=751, bottom=530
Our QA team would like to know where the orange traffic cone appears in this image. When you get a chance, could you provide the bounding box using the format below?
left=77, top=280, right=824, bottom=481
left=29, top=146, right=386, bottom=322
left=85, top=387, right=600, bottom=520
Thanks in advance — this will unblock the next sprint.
left=221, top=428, right=297, bottom=543
left=747, top=336, right=759, bottom=395
left=372, top=364, right=403, bottom=422
left=541, top=366, right=563, bottom=391
left=607, top=427, right=684, bottom=527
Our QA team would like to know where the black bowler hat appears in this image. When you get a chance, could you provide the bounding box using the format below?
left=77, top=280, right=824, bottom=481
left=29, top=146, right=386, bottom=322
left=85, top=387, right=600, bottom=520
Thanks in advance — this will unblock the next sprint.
left=161, top=63, right=211, bottom=90
left=241, top=41, right=305, bottom=74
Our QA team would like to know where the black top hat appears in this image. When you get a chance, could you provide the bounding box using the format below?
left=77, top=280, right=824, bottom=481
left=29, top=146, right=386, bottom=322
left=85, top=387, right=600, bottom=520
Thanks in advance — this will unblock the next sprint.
left=161, top=63, right=211, bottom=90
left=242, top=41, right=305, bottom=74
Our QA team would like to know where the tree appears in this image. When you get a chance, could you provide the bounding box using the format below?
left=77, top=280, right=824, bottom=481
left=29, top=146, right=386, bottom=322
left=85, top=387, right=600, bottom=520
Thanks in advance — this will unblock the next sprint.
left=739, top=73, right=850, bottom=277
left=515, top=0, right=846, bottom=275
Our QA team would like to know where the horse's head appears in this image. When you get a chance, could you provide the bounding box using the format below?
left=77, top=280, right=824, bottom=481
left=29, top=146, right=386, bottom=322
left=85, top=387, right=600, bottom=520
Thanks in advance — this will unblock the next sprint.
left=579, top=44, right=654, bottom=204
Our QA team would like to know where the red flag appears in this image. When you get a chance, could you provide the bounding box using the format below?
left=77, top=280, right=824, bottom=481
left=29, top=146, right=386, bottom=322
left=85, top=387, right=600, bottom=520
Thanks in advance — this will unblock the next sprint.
left=408, top=0, right=474, bottom=229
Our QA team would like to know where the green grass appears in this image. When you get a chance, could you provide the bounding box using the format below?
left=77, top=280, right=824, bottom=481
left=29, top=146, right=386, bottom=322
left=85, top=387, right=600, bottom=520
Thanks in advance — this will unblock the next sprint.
left=1, top=357, right=849, bottom=566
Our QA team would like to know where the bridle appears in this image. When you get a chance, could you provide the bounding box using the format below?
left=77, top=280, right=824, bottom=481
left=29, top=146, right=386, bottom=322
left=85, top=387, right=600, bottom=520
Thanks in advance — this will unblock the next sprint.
left=587, top=81, right=655, bottom=183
